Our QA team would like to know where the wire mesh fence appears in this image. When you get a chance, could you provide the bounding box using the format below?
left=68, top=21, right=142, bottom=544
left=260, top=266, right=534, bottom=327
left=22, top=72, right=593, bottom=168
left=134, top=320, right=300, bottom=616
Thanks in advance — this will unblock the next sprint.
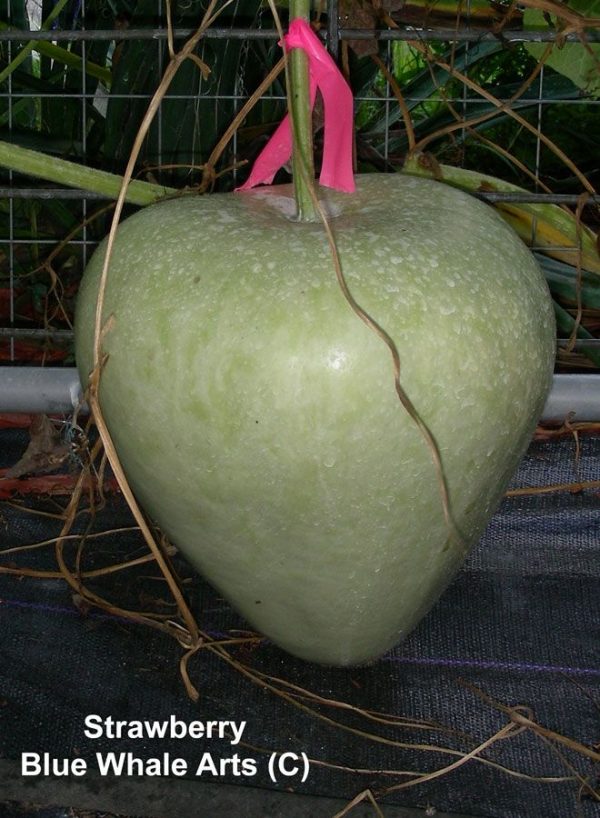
left=0, top=0, right=599, bottom=368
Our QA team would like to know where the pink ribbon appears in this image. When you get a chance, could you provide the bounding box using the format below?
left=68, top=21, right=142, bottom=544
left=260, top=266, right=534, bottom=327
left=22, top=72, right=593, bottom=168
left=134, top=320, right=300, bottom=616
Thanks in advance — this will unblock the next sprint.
left=236, top=19, right=355, bottom=193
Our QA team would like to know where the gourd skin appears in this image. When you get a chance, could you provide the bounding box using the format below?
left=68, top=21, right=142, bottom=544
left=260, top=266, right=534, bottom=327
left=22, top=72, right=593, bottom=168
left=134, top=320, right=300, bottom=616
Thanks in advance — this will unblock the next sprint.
left=75, top=174, right=555, bottom=666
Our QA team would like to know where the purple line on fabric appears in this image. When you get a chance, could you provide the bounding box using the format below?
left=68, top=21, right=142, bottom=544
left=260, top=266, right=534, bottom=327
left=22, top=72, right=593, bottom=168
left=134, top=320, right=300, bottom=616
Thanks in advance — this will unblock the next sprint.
left=4, top=597, right=599, bottom=679
left=385, top=654, right=600, bottom=678
left=0, top=596, right=121, bottom=621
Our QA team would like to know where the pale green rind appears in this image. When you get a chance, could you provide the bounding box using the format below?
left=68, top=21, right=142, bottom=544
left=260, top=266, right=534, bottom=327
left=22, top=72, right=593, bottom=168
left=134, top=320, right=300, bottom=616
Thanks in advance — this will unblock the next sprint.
left=75, top=174, right=555, bottom=666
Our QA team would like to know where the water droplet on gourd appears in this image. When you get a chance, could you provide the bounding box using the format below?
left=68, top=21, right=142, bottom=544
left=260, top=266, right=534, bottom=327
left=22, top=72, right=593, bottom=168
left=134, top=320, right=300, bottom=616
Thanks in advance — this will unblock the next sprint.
left=440, top=304, right=456, bottom=316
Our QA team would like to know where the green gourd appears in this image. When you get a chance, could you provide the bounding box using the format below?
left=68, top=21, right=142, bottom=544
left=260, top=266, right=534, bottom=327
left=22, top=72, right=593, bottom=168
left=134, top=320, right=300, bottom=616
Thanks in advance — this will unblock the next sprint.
left=75, top=174, right=555, bottom=665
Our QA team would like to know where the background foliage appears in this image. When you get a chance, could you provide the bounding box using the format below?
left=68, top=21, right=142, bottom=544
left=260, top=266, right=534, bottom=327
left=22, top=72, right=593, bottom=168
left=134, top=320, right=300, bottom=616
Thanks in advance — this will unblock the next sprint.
left=0, top=0, right=599, bottom=368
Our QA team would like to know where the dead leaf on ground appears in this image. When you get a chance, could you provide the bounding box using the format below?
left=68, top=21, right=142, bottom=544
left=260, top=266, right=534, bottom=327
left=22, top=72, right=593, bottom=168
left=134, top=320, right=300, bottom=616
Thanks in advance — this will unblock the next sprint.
left=5, top=415, right=70, bottom=479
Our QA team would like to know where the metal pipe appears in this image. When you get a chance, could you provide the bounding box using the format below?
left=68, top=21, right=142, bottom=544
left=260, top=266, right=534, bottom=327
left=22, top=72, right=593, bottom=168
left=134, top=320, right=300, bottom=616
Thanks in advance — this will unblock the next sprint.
left=340, top=27, right=600, bottom=43
left=0, top=328, right=74, bottom=341
left=0, top=367, right=84, bottom=414
left=0, top=187, right=110, bottom=200
left=475, top=192, right=600, bottom=205
left=327, top=0, right=340, bottom=60
left=0, top=368, right=598, bottom=421
left=541, top=374, right=600, bottom=422
left=0, top=27, right=598, bottom=43
left=1, top=329, right=598, bottom=351
left=2, top=188, right=599, bottom=206
left=2, top=92, right=598, bottom=105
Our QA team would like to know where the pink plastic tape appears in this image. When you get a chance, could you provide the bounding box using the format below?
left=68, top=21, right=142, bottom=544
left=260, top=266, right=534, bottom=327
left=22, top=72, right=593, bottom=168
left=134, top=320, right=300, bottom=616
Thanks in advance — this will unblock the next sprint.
left=237, top=19, right=355, bottom=193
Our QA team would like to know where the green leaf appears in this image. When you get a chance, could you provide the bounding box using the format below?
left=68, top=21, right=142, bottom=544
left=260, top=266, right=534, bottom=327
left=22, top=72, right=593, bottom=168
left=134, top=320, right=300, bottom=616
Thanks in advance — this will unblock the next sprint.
left=553, top=301, right=600, bottom=367
left=104, top=0, right=262, bottom=184
left=0, top=0, right=71, bottom=85
left=538, top=254, right=600, bottom=309
left=402, top=155, right=600, bottom=274
left=524, top=0, right=600, bottom=98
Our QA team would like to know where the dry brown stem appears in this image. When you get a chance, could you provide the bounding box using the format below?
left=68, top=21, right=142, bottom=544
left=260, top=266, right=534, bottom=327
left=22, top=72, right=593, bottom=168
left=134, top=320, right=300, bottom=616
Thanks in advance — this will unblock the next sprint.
left=371, top=54, right=416, bottom=155
left=202, top=55, right=287, bottom=190
left=462, top=681, right=600, bottom=768
left=332, top=790, right=386, bottom=818
left=312, top=189, right=465, bottom=555
left=82, top=0, right=241, bottom=675
left=0, top=526, right=139, bottom=557
left=380, top=722, right=519, bottom=794
left=506, top=479, right=600, bottom=496
left=379, top=10, right=596, bottom=197
left=414, top=53, right=595, bottom=195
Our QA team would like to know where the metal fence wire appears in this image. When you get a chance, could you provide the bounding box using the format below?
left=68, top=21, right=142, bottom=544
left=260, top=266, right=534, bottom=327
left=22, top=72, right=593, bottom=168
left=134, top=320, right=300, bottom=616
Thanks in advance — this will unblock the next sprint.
left=1, top=0, right=599, bottom=369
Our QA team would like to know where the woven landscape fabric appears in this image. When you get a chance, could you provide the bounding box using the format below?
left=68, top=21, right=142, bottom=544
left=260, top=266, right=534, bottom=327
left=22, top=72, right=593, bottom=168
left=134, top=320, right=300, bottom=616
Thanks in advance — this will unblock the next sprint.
left=0, top=428, right=599, bottom=818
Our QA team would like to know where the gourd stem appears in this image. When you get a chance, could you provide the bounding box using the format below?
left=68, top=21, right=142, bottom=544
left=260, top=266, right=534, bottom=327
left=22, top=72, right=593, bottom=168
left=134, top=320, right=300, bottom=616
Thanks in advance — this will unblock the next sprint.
left=0, top=141, right=175, bottom=205
left=289, top=0, right=317, bottom=222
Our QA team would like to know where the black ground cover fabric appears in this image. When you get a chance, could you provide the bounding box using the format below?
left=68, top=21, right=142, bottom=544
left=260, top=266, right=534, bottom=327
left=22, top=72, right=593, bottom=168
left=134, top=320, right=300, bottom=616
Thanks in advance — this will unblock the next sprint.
left=0, top=428, right=599, bottom=818
left=0, top=803, right=151, bottom=818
